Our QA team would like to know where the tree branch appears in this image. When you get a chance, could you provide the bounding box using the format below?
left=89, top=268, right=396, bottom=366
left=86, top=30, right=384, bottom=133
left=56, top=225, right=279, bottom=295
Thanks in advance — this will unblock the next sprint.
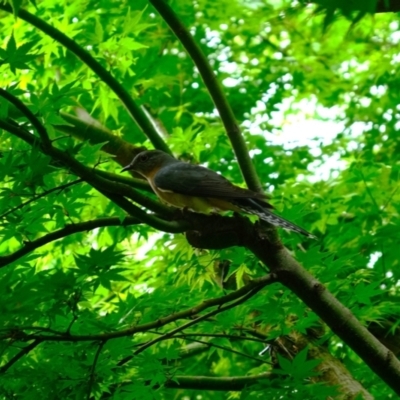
left=0, top=88, right=52, bottom=148
left=376, top=0, right=400, bottom=12
left=143, top=332, right=272, bottom=365
left=163, top=372, right=271, bottom=391
left=94, top=169, right=151, bottom=193
left=104, top=372, right=273, bottom=395
left=0, top=118, right=37, bottom=147
left=10, top=274, right=275, bottom=342
left=151, top=332, right=267, bottom=344
left=58, top=110, right=147, bottom=169
left=0, top=216, right=140, bottom=268
left=87, top=341, right=106, bottom=400
left=0, top=4, right=170, bottom=153
left=0, top=179, right=83, bottom=220
left=131, top=283, right=270, bottom=358
left=246, top=238, right=400, bottom=396
left=149, top=0, right=262, bottom=193
left=6, top=96, right=146, bottom=170
left=0, top=340, right=41, bottom=373
left=0, top=117, right=184, bottom=232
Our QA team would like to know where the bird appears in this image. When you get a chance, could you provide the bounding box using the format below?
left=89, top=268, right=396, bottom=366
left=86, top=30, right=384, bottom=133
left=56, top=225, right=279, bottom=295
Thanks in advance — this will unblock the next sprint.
left=121, top=150, right=315, bottom=239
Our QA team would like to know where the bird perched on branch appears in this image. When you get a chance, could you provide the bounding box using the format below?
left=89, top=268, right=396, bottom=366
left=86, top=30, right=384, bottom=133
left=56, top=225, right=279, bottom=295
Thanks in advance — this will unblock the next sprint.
left=122, top=150, right=315, bottom=239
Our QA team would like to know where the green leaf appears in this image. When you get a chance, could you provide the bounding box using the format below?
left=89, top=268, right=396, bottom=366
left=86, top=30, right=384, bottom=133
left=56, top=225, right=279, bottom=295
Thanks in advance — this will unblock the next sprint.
left=277, top=347, right=320, bottom=381
left=0, top=32, right=38, bottom=73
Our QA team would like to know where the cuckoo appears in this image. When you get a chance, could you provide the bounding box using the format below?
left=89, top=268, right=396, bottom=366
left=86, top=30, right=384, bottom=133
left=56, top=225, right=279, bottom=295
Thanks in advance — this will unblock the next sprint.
left=122, top=150, right=314, bottom=238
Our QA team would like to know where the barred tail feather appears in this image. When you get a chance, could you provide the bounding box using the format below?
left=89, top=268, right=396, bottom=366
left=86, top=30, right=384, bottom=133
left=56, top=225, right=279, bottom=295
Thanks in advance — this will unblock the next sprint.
left=237, top=199, right=316, bottom=239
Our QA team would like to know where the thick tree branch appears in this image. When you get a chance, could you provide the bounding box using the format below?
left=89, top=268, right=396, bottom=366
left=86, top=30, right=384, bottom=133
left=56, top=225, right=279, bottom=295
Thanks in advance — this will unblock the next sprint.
left=153, top=332, right=267, bottom=344
left=6, top=101, right=156, bottom=208
left=246, top=238, right=400, bottom=396
left=182, top=217, right=400, bottom=395
left=58, top=110, right=147, bottom=169
left=95, top=191, right=186, bottom=233
left=0, top=118, right=37, bottom=146
left=164, top=373, right=272, bottom=391
left=0, top=117, right=183, bottom=232
left=105, top=372, right=274, bottom=394
left=149, top=0, right=263, bottom=193
left=6, top=103, right=145, bottom=170
left=0, top=4, right=170, bottom=153
left=94, top=169, right=151, bottom=193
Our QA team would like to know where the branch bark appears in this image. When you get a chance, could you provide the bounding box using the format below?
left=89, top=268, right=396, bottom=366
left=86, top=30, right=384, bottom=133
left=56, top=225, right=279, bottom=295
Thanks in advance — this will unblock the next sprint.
left=163, top=373, right=272, bottom=391
left=183, top=216, right=400, bottom=396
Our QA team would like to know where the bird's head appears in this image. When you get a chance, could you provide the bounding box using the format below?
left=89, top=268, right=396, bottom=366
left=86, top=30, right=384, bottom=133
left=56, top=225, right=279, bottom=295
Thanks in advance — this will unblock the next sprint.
left=121, top=150, right=177, bottom=177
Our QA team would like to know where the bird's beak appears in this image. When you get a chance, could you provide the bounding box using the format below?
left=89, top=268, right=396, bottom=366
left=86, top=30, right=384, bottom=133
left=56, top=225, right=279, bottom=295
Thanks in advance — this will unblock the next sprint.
left=121, top=164, right=132, bottom=173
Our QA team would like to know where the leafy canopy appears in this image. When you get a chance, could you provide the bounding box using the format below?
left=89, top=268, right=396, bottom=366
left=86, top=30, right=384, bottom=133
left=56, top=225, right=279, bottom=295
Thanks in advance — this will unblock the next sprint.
left=1, top=0, right=400, bottom=399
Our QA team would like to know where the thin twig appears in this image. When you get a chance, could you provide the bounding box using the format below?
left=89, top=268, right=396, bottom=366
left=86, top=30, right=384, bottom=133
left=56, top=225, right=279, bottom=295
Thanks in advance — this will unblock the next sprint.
left=0, top=119, right=186, bottom=236
left=146, top=331, right=266, bottom=343
left=131, top=285, right=268, bottom=357
left=145, top=333, right=272, bottom=365
left=0, top=340, right=41, bottom=373
left=20, top=275, right=275, bottom=343
left=0, top=216, right=140, bottom=268
left=87, top=341, right=106, bottom=400
left=0, top=179, right=83, bottom=220
left=0, top=88, right=52, bottom=148
left=358, top=168, right=380, bottom=212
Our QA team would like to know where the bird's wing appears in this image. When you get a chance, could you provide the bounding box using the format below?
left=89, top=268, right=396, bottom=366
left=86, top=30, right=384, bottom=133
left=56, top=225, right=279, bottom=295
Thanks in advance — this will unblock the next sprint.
left=154, top=162, right=268, bottom=200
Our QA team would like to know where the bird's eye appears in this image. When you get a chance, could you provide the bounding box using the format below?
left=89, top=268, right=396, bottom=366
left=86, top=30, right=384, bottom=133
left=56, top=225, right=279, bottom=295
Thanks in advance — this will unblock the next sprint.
left=139, top=154, right=149, bottom=162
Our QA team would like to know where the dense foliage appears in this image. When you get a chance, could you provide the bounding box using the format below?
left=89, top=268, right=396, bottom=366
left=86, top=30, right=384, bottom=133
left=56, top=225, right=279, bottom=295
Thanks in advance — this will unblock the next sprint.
left=1, top=0, right=400, bottom=399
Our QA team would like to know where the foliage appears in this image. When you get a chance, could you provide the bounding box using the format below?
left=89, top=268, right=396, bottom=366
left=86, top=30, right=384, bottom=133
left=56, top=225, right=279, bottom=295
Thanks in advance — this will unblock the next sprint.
left=1, top=0, right=400, bottom=399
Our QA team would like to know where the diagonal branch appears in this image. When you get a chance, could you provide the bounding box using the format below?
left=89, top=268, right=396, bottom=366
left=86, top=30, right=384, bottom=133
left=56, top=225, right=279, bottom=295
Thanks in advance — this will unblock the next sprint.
left=0, top=4, right=170, bottom=153
left=0, top=178, right=83, bottom=220
left=0, top=117, right=183, bottom=231
left=247, top=240, right=400, bottom=396
left=94, top=191, right=186, bottom=233
left=144, top=333, right=272, bottom=365
left=94, top=170, right=151, bottom=193
left=149, top=0, right=262, bottom=193
left=87, top=341, right=106, bottom=400
left=0, top=340, right=41, bottom=373
left=0, top=216, right=140, bottom=268
left=131, top=284, right=269, bottom=357
left=0, top=88, right=51, bottom=148
left=58, top=110, right=147, bottom=169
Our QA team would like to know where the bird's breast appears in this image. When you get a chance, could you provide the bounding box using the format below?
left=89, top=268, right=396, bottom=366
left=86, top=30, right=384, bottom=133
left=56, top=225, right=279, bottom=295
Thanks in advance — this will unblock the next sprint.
left=153, top=185, right=240, bottom=214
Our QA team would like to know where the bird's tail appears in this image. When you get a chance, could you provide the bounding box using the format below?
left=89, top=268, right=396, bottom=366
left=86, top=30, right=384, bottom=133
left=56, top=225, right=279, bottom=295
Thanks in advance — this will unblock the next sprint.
left=236, top=199, right=316, bottom=239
